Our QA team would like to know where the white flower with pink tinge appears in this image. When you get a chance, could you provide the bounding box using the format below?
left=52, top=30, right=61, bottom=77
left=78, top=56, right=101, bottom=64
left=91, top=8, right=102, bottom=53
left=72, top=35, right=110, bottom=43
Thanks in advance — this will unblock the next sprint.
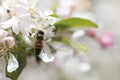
left=0, top=0, right=34, bottom=36
left=0, top=29, right=19, bottom=73
left=31, top=10, right=56, bottom=39
left=29, top=11, right=56, bottom=63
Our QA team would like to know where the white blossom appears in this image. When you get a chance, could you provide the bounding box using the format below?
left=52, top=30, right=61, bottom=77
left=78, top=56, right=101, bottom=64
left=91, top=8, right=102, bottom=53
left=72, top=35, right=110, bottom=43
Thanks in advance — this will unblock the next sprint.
left=30, top=10, right=56, bottom=39
left=0, top=33, right=16, bottom=58
left=0, top=16, right=19, bottom=29
left=1, top=36, right=15, bottom=49
left=29, top=10, right=57, bottom=63
left=1, top=0, right=33, bottom=35
left=0, top=14, right=33, bottom=35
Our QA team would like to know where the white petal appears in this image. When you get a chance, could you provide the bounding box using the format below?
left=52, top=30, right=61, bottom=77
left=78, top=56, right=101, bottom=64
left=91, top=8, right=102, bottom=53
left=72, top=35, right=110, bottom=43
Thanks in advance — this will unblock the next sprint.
left=44, top=25, right=55, bottom=38
left=38, top=42, right=54, bottom=62
left=2, top=1, right=10, bottom=9
left=0, top=29, right=8, bottom=40
left=23, top=35, right=32, bottom=45
left=11, top=4, right=28, bottom=16
left=12, top=17, right=20, bottom=34
left=7, top=54, right=19, bottom=73
left=12, top=22, right=20, bottom=35
left=1, top=16, right=18, bottom=29
left=43, top=16, right=56, bottom=26
left=19, top=14, right=33, bottom=36
left=39, top=50, right=54, bottom=63
left=2, top=0, right=18, bottom=9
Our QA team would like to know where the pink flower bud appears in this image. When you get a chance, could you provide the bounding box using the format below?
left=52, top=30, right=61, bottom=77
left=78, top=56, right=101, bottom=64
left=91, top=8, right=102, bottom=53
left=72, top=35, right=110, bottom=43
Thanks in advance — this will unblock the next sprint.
left=87, top=29, right=96, bottom=38
left=99, top=33, right=114, bottom=48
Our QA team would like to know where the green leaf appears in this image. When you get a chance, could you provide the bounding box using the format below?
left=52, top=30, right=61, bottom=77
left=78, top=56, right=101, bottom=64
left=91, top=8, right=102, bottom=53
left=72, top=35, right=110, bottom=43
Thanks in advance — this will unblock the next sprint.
left=54, top=17, right=98, bottom=31
left=6, top=52, right=27, bottom=80
left=53, top=37, right=88, bottom=53
left=49, top=14, right=60, bottom=18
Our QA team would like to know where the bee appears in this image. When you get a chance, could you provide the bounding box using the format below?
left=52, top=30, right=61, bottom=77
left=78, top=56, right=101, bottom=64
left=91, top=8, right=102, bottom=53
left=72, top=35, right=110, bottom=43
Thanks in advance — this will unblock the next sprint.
left=35, top=30, right=44, bottom=62
left=34, top=30, right=54, bottom=63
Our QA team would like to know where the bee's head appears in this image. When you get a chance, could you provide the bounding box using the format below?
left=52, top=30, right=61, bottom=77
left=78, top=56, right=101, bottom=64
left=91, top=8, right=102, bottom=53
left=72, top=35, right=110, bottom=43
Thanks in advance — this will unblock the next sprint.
left=38, top=30, right=44, bottom=35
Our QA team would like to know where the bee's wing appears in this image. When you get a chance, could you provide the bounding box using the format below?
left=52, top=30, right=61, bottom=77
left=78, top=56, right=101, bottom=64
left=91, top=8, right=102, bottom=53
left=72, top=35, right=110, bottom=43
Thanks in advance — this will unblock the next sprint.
left=38, top=41, right=54, bottom=62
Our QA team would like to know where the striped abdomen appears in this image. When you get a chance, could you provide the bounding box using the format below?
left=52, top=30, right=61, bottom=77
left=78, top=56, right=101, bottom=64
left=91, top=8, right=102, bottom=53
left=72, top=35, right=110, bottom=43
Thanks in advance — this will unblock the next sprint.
left=35, top=40, right=43, bottom=62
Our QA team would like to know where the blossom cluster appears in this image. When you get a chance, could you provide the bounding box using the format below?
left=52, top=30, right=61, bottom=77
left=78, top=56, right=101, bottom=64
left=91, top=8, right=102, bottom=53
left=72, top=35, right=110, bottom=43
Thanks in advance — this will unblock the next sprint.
left=0, top=0, right=99, bottom=80
left=0, top=0, right=57, bottom=74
